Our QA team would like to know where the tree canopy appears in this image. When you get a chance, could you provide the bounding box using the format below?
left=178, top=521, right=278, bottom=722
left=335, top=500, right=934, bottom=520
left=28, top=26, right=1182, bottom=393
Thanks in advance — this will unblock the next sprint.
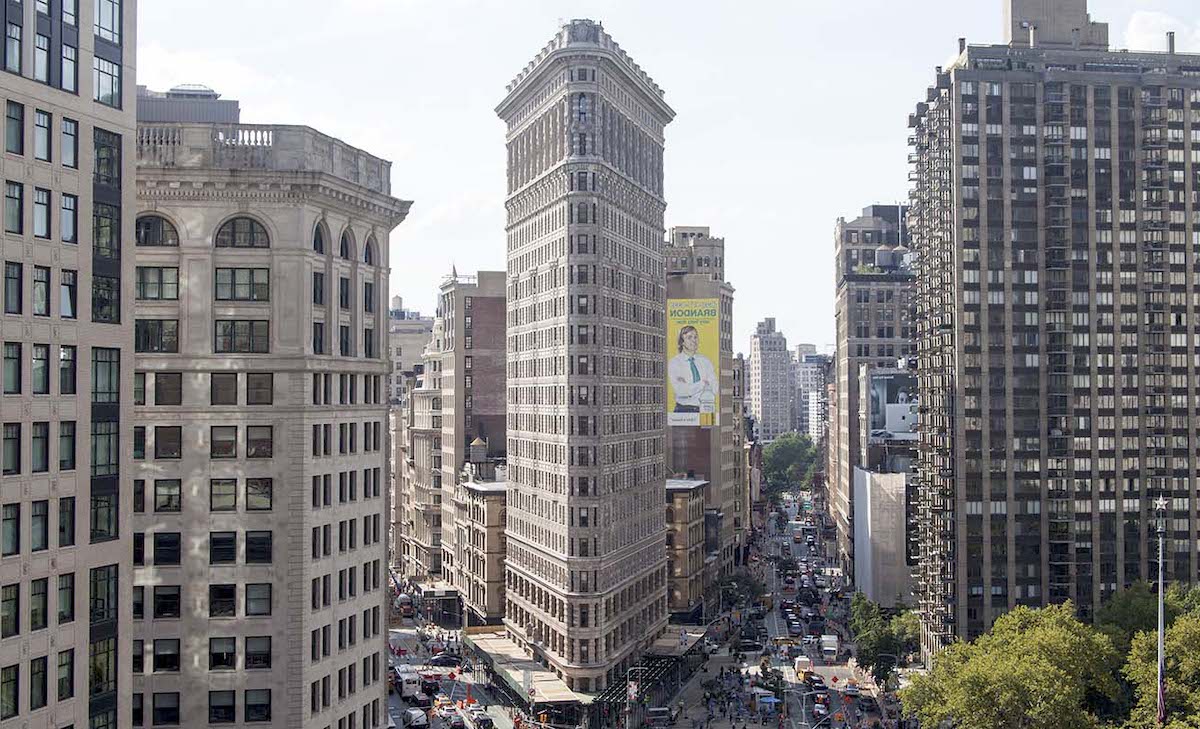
left=762, top=432, right=818, bottom=488
left=901, top=603, right=1120, bottom=729
left=1123, top=611, right=1200, bottom=728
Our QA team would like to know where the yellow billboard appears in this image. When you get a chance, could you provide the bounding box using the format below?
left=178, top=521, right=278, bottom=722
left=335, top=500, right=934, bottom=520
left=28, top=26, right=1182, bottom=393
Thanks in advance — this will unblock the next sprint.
left=667, top=298, right=720, bottom=427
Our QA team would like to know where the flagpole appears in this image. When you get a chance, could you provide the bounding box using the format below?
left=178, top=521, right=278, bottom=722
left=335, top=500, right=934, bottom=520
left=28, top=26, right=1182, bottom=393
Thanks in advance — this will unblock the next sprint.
left=1156, top=496, right=1166, bottom=726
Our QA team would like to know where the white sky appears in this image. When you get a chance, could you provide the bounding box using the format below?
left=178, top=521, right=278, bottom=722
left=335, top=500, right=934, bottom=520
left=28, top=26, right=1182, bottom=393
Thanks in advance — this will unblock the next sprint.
left=138, top=0, right=1200, bottom=354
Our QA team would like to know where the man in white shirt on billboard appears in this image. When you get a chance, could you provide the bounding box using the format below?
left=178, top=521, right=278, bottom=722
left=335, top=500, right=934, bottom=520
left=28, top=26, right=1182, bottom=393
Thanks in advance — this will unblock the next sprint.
left=669, top=325, right=717, bottom=414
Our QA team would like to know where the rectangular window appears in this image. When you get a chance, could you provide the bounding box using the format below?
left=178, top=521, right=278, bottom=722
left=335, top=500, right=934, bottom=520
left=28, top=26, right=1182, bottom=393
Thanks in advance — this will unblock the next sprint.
left=95, top=0, right=121, bottom=44
left=135, top=320, right=179, bottom=353
left=63, top=0, right=77, bottom=25
left=60, top=194, right=76, bottom=242
left=153, top=426, right=181, bottom=459
left=153, top=692, right=180, bottom=727
left=132, top=479, right=143, bottom=512
left=88, top=565, right=117, bottom=623
left=58, top=495, right=74, bottom=545
left=153, top=479, right=180, bottom=512
left=339, top=325, right=350, bottom=356
left=56, top=649, right=73, bottom=700
left=210, top=690, right=235, bottom=723
left=91, top=348, right=119, bottom=402
left=209, top=532, right=235, bottom=564
left=153, top=639, right=179, bottom=672
left=30, top=421, right=47, bottom=471
left=2, top=343, right=17, bottom=393
left=0, top=664, right=15, bottom=719
left=246, top=425, right=272, bottom=458
left=245, top=688, right=271, bottom=722
left=92, top=202, right=120, bottom=259
left=4, top=24, right=19, bottom=74
left=152, top=532, right=180, bottom=565
left=58, top=422, right=76, bottom=473
left=88, top=491, right=117, bottom=541
left=338, top=277, right=349, bottom=308
left=89, top=637, right=116, bottom=697
left=57, top=573, right=74, bottom=623
left=246, top=531, right=272, bottom=563
left=135, top=267, right=178, bottom=300
left=33, top=110, right=49, bottom=161
left=32, top=266, right=48, bottom=316
left=2, top=425, right=18, bottom=476
left=32, top=188, right=48, bottom=237
left=29, top=655, right=46, bottom=710
left=209, top=479, right=236, bottom=511
left=3, top=182, right=20, bottom=233
left=59, top=344, right=75, bottom=393
left=4, top=263, right=21, bottom=313
left=246, top=373, right=272, bottom=404
left=215, top=267, right=269, bottom=301
left=0, top=584, right=16, bottom=637
left=33, top=33, right=48, bottom=83
left=209, top=638, right=235, bottom=671
left=245, top=584, right=271, bottom=616
left=210, top=426, right=236, bottom=458
left=209, top=584, right=235, bottom=617
left=61, top=45, right=76, bottom=92
left=93, top=128, right=120, bottom=187
left=31, top=343, right=48, bottom=393
left=364, top=328, right=376, bottom=358
left=133, top=372, right=144, bottom=405
left=312, top=322, right=325, bottom=354
left=246, top=478, right=272, bottom=510
left=210, top=372, right=237, bottom=405
left=92, top=57, right=120, bottom=107
left=364, top=281, right=375, bottom=313
left=4, top=102, right=21, bottom=155
left=91, top=274, right=120, bottom=323
left=30, top=577, right=47, bottom=629
left=214, top=320, right=269, bottom=353
left=245, top=636, right=271, bottom=669
left=61, top=119, right=77, bottom=168
left=152, top=585, right=179, bottom=618
left=89, top=422, right=118, bottom=477
left=154, top=372, right=181, bottom=405
left=313, top=272, right=324, bottom=305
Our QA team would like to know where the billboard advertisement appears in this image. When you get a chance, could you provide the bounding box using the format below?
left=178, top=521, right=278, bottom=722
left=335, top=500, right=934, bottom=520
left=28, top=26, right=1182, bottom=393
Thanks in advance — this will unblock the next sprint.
left=867, top=371, right=917, bottom=439
left=667, top=298, right=719, bottom=427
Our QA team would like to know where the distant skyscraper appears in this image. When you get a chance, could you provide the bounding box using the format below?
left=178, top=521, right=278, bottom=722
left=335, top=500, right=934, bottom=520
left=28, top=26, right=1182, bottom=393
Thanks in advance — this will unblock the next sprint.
left=497, top=19, right=674, bottom=692
left=792, top=345, right=828, bottom=436
left=910, top=0, right=1200, bottom=655
left=830, top=205, right=913, bottom=582
left=748, top=318, right=792, bottom=441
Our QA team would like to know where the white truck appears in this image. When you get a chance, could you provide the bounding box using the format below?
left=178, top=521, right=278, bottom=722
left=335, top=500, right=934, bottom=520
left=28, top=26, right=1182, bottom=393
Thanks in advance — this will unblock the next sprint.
left=820, top=634, right=838, bottom=661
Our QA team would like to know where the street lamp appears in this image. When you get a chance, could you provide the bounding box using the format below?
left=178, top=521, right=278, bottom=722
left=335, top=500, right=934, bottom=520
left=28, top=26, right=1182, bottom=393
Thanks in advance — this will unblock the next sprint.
left=783, top=688, right=832, bottom=729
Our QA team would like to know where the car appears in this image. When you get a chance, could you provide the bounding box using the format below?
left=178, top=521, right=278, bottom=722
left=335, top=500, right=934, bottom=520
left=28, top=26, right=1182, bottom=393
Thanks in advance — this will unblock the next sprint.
left=408, top=693, right=432, bottom=709
left=446, top=714, right=466, bottom=729
left=402, top=708, right=430, bottom=728
left=811, top=703, right=828, bottom=718
left=858, top=697, right=880, bottom=714
left=842, top=682, right=862, bottom=697
left=428, top=653, right=461, bottom=667
left=736, top=640, right=763, bottom=653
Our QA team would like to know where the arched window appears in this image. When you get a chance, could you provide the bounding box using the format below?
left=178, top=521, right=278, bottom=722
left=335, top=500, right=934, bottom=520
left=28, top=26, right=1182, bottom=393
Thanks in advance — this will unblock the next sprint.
left=136, top=215, right=179, bottom=247
left=313, top=225, right=325, bottom=253
left=215, top=217, right=269, bottom=248
left=363, top=237, right=377, bottom=265
left=339, top=231, right=352, bottom=260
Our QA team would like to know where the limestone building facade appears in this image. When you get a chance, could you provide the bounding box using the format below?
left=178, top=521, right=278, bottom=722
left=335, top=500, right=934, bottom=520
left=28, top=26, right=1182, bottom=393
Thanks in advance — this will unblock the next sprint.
left=132, top=94, right=410, bottom=729
left=748, top=318, right=792, bottom=442
left=497, top=18, right=673, bottom=692
left=0, top=2, right=138, bottom=728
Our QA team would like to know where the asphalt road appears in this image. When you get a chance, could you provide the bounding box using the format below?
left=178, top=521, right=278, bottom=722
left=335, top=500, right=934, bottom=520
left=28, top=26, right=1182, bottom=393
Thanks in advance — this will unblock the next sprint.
left=766, top=495, right=863, bottom=729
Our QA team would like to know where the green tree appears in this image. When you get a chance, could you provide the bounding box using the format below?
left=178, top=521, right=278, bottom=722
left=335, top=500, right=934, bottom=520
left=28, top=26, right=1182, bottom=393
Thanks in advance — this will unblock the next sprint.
left=762, top=432, right=817, bottom=488
left=1123, top=613, right=1200, bottom=729
left=890, top=610, right=921, bottom=657
left=901, top=603, right=1120, bottom=729
left=1095, top=581, right=1172, bottom=657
